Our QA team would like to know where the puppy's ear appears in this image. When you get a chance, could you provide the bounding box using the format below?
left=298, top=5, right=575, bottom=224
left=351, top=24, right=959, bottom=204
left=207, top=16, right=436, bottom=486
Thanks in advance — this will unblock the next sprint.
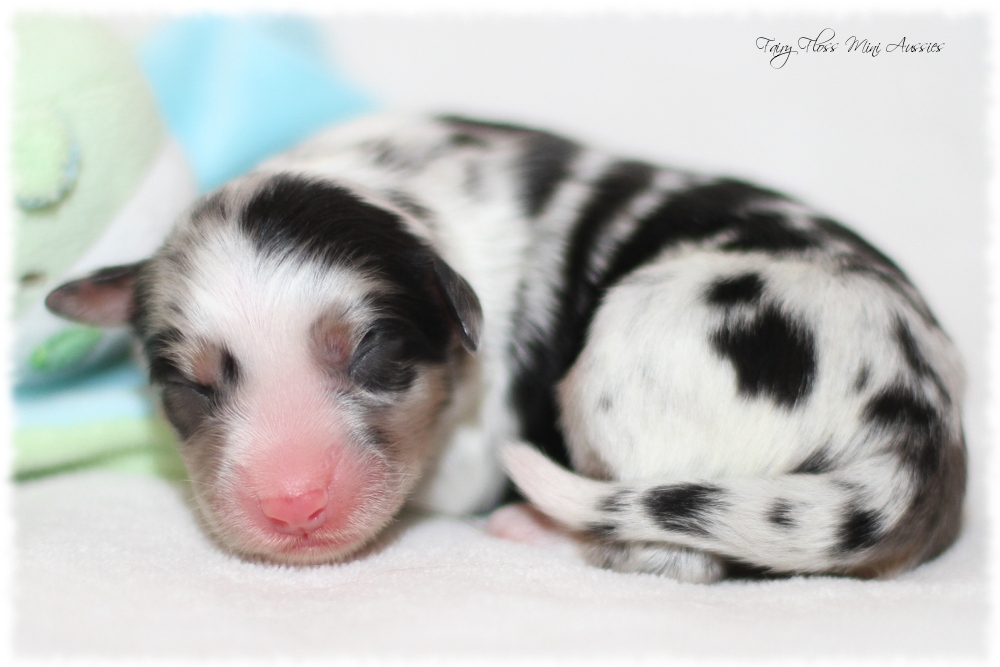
left=45, top=263, right=145, bottom=326
left=429, top=254, right=483, bottom=352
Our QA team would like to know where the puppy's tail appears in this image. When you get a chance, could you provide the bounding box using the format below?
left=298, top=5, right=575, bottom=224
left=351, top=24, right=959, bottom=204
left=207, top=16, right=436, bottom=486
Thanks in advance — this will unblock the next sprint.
left=500, top=441, right=964, bottom=577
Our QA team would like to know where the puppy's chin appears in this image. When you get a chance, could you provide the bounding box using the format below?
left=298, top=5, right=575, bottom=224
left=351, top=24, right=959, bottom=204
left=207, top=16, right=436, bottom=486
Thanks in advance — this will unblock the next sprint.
left=203, top=492, right=408, bottom=566
left=227, top=522, right=393, bottom=566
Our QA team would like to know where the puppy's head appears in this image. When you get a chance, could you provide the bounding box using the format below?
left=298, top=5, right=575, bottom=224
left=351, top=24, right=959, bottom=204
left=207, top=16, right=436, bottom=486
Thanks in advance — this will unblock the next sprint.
left=46, top=174, right=482, bottom=564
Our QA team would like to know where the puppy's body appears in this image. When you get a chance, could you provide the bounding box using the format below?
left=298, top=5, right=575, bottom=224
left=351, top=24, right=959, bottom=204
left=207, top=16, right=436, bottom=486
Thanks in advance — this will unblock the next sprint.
left=47, top=114, right=966, bottom=581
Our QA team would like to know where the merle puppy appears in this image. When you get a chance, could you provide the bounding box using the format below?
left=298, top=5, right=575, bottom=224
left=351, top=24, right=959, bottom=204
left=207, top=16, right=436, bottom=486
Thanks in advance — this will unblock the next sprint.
left=46, top=114, right=965, bottom=582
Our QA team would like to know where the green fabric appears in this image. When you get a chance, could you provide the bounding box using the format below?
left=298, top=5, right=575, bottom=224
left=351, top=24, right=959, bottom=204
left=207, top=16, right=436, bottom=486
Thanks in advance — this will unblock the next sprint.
left=13, top=15, right=164, bottom=317
left=14, top=415, right=186, bottom=481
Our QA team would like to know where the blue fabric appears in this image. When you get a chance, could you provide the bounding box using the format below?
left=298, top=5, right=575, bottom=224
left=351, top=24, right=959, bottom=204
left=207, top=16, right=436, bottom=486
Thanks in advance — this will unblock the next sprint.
left=139, top=16, right=375, bottom=191
left=14, top=360, right=151, bottom=429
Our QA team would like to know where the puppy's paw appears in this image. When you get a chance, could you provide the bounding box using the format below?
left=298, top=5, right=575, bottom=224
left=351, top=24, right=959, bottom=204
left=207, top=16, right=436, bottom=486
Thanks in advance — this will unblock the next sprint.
left=485, top=502, right=578, bottom=550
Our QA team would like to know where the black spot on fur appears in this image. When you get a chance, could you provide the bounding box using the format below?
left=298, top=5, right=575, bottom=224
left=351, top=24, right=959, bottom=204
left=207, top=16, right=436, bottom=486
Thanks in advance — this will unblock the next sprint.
left=597, top=394, right=614, bottom=412
left=364, top=139, right=405, bottom=170
left=508, top=178, right=801, bottom=468
left=439, top=115, right=579, bottom=217
left=866, top=386, right=943, bottom=479
left=601, top=179, right=785, bottom=288
left=839, top=506, right=882, bottom=552
left=719, top=212, right=817, bottom=253
left=819, top=215, right=940, bottom=330
left=586, top=522, right=619, bottom=539
left=813, top=217, right=908, bottom=278
left=516, top=131, right=580, bottom=217
left=855, top=365, right=871, bottom=392
left=439, top=115, right=540, bottom=135
left=509, top=160, right=656, bottom=467
left=865, top=387, right=936, bottom=434
left=895, top=318, right=949, bottom=400
left=768, top=500, right=795, bottom=528
left=706, top=273, right=764, bottom=307
left=792, top=448, right=835, bottom=474
left=643, top=484, right=724, bottom=536
left=599, top=491, right=628, bottom=513
left=712, top=305, right=817, bottom=408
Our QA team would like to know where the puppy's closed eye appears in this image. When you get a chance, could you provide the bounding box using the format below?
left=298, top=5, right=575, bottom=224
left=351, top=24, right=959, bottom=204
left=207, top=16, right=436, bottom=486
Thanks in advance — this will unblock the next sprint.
left=160, top=374, right=216, bottom=439
left=350, top=321, right=426, bottom=393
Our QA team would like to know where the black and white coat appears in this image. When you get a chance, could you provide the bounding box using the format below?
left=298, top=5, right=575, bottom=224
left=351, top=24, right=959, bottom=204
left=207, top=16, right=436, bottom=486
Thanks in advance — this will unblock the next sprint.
left=47, top=114, right=966, bottom=582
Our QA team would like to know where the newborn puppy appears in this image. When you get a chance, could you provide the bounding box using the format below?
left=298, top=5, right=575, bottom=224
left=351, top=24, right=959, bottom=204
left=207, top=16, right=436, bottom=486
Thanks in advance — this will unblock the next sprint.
left=46, top=114, right=966, bottom=581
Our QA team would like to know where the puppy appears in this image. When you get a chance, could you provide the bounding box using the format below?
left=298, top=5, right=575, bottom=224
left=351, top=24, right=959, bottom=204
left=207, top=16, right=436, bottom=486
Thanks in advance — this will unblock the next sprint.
left=46, top=114, right=966, bottom=582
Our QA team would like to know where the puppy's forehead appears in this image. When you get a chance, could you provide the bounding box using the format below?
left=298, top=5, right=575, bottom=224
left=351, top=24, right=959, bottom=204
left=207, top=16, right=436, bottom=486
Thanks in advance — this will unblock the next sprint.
left=151, top=175, right=408, bottom=347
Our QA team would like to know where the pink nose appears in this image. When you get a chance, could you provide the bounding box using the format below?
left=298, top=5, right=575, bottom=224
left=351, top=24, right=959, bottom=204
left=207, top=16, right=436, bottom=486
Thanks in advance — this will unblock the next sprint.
left=259, top=488, right=330, bottom=535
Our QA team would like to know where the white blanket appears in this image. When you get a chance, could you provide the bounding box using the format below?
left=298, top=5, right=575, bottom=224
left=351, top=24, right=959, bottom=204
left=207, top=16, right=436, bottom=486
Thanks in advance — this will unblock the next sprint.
left=15, top=469, right=986, bottom=660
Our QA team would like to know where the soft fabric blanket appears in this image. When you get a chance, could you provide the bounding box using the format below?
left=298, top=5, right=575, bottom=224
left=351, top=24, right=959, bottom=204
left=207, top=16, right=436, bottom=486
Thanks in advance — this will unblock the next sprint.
left=14, top=469, right=987, bottom=659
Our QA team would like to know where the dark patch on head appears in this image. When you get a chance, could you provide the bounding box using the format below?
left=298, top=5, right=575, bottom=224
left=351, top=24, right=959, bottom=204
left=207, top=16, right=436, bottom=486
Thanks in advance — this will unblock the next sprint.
left=768, top=500, right=795, bottom=528
left=643, top=483, right=724, bottom=536
left=855, top=365, right=871, bottom=392
left=597, top=393, right=614, bottom=412
left=711, top=305, right=817, bottom=408
left=792, top=447, right=835, bottom=475
left=839, top=505, right=882, bottom=552
left=719, top=212, right=818, bottom=253
left=706, top=272, right=764, bottom=307
left=240, top=176, right=455, bottom=360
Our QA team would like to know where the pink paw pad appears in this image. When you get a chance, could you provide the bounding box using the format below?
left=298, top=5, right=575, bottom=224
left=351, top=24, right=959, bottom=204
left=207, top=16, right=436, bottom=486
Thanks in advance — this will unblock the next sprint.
left=485, top=502, right=577, bottom=548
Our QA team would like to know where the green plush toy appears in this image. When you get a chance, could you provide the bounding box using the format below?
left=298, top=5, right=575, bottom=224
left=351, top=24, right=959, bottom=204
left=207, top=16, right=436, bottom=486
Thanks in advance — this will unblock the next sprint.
left=12, top=15, right=196, bottom=387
